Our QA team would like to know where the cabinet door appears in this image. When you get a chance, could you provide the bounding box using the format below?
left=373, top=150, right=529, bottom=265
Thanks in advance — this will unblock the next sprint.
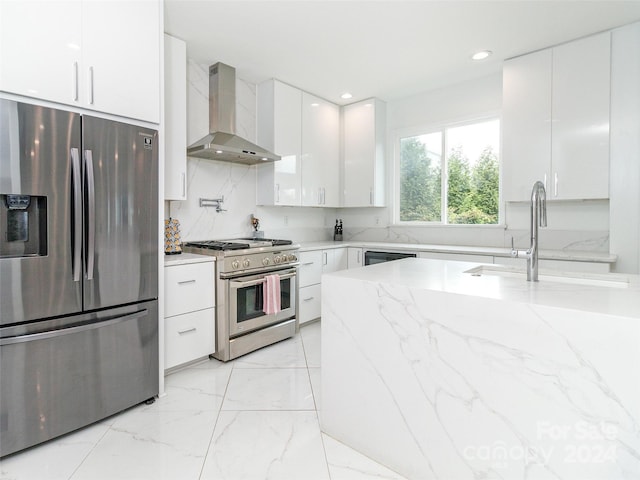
left=502, top=49, right=553, bottom=202
left=322, top=248, right=347, bottom=273
left=256, top=80, right=302, bottom=206
left=272, top=81, right=302, bottom=205
left=347, top=247, right=364, bottom=269
left=301, top=93, right=340, bottom=207
left=299, top=284, right=321, bottom=325
left=343, top=99, right=385, bottom=207
left=164, top=34, right=187, bottom=200
left=0, top=1, right=82, bottom=106
left=165, top=262, right=215, bottom=318
left=82, top=0, right=160, bottom=123
left=298, top=250, right=323, bottom=287
left=551, top=32, right=610, bottom=200
left=165, top=308, right=215, bottom=369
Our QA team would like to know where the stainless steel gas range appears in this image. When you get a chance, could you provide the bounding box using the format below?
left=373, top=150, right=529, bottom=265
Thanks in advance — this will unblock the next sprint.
left=184, top=238, right=299, bottom=361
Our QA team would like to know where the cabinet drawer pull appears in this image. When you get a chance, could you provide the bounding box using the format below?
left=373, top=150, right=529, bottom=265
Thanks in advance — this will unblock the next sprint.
left=178, top=327, right=196, bottom=335
left=303, top=296, right=315, bottom=301
left=177, top=279, right=196, bottom=285
left=301, top=262, right=314, bottom=266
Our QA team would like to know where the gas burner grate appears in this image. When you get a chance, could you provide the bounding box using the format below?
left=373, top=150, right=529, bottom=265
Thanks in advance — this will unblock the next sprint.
left=185, top=241, right=250, bottom=251
left=237, top=237, right=293, bottom=246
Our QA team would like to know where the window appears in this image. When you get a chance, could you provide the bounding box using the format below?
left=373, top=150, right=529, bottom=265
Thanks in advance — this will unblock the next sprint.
left=397, top=118, right=500, bottom=225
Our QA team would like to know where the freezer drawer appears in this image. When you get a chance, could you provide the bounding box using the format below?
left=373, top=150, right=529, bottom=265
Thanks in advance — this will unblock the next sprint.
left=0, top=300, right=158, bottom=457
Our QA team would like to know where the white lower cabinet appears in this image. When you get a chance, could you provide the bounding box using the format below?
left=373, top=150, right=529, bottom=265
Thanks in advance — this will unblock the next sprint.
left=165, top=309, right=215, bottom=370
left=164, top=260, right=216, bottom=370
left=299, top=284, right=321, bottom=325
left=298, top=248, right=346, bottom=325
left=347, top=247, right=364, bottom=268
left=322, top=248, right=347, bottom=273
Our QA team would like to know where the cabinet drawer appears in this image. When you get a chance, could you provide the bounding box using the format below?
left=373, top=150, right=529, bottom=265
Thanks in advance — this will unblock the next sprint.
left=299, top=284, right=321, bottom=325
left=298, top=251, right=322, bottom=287
left=165, top=308, right=215, bottom=370
left=165, top=262, right=215, bottom=317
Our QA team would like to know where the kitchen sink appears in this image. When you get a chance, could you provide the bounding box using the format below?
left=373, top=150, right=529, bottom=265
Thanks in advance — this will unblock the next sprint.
left=464, top=264, right=630, bottom=288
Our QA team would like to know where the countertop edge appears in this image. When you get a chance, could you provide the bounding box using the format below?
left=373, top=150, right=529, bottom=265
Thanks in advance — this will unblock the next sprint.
left=298, top=241, right=617, bottom=263
left=324, top=258, right=639, bottom=319
left=163, top=252, right=216, bottom=267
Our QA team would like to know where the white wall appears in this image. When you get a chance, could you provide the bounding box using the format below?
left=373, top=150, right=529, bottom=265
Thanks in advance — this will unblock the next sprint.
left=340, top=72, right=612, bottom=254
left=609, top=22, right=640, bottom=273
left=166, top=61, right=333, bottom=242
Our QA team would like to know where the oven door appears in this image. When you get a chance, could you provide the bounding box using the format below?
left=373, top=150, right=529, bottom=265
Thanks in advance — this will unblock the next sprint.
left=228, top=268, right=297, bottom=337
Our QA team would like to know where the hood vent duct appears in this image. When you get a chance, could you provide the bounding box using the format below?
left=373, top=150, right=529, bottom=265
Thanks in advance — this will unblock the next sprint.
left=187, top=63, right=280, bottom=165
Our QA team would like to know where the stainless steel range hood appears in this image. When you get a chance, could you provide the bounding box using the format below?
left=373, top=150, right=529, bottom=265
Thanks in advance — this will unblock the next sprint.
left=187, top=63, right=280, bottom=165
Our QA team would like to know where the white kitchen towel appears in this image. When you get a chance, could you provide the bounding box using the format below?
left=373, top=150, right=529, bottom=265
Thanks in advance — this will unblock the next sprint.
left=263, top=274, right=281, bottom=315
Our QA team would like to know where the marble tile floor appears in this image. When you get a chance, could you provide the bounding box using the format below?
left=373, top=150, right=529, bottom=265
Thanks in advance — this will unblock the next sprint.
left=0, top=321, right=408, bottom=480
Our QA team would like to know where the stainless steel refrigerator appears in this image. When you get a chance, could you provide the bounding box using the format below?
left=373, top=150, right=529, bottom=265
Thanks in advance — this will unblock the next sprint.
left=0, top=99, right=159, bottom=457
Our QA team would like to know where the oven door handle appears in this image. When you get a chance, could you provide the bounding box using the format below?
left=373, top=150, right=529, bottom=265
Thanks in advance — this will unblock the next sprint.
left=229, top=271, right=296, bottom=288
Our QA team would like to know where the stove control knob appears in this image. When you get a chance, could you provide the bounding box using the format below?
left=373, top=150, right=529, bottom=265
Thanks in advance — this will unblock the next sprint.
left=288, top=254, right=297, bottom=262
left=231, top=260, right=240, bottom=270
left=243, top=259, right=251, bottom=268
left=262, top=257, right=271, bottom=266
left=274, top=255, right=281, bottom=264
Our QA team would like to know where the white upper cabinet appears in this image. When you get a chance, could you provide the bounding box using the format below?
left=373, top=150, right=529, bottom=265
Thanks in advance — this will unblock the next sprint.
left=257, top=80, right=303, bottom=206
left=502, top=49, right=552, bottom=202
left=0, top=0, right=161, bottom=123
left=257, top=81, right=339, bottom=208
left=81, top=1, right=160, bottom=123
left=342, top=99, right=386, bottom=207
left=0, top=1, right=82, bottom=105
left=164, top=34, right=187, bottom=200
left=301, top=92, right=340, bottom=207
left=502, top=32, right=610, bottom=201
left=551, top=33, right=610, bottom=200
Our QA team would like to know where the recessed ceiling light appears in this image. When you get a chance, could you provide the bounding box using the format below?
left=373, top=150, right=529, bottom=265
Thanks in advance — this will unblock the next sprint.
left=215, top=150, right=223, bottom=154
left=341, top=93, right=353, bottom=100
left=471, top=50, right=492, bottom=61
left=310, top=102, right=319, bottom=107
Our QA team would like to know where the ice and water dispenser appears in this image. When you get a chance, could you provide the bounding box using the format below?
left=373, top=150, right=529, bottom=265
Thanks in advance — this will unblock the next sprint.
left=0, top=194, right=47, bottom=258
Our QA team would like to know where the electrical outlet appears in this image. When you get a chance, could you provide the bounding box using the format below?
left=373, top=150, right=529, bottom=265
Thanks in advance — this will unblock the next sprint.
left=375, top=216, right=380, bottom=225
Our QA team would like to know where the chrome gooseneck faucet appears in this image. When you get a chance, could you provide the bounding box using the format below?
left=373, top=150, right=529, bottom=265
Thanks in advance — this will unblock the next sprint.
left=511, top=180, right=547, bottom=281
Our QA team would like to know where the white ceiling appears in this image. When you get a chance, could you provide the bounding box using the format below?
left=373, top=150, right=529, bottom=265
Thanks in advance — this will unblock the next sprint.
left=165, top=0, right=640, bottom=104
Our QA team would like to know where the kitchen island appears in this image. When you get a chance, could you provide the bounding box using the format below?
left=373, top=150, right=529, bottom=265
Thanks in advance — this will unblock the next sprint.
left=320, top=258, right=640, bottom=480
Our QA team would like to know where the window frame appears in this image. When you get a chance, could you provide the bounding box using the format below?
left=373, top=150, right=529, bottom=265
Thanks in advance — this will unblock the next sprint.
left=392, top=113, right=504, bottom=227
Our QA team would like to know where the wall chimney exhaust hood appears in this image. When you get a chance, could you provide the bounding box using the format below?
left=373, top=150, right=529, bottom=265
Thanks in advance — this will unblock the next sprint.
left=187, top=63, right=280, bottom=165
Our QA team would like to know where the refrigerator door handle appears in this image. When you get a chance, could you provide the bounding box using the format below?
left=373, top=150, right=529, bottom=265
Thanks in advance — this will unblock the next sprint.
left=84, top=149, right=96, bottom=281
left=71, top=148, right=82, bottom=282
left=0, top=309, right=149, bottom=346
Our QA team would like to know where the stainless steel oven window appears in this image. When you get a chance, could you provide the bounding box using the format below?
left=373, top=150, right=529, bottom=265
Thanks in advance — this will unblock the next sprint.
left=228, top=269, right=296, bottom=337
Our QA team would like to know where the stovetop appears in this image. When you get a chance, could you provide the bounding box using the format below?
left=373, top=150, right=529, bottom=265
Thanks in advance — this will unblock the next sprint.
left=185, top=238, right=293, bottom=251
left=183, top=237, right=299, bottom=275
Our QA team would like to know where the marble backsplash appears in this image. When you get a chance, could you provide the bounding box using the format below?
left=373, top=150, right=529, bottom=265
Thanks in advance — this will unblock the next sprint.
left=341, top=226, right=609, bottom=252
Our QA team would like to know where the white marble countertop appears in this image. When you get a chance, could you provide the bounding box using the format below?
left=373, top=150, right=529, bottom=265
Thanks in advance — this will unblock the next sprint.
left=299, top=240, right=617, bottom=263
left=163, top=252, right=215, bottom=267
left=326, top=258, right=640, bottom=319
